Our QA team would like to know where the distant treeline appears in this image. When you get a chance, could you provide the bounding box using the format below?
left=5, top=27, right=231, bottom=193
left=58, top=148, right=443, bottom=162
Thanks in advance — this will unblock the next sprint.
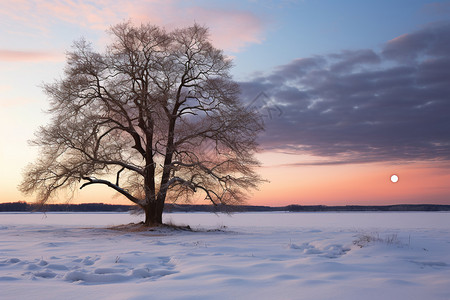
left=281, top=204, right=450, bottom=212
left=0, top=202, right=133, bottom=212
left=165, top=204, right=450, bottom=212
left=1, top=202, right=450, bottom=212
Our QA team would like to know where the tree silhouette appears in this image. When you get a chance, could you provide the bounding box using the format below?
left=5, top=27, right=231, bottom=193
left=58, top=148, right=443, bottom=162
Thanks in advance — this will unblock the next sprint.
left=20, top=22, right=264, bottom=225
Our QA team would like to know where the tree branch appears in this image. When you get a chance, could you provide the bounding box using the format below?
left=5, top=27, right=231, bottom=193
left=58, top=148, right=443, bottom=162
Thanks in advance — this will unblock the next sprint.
left=116, top=167, right=125, bottom=186
left=80, top=176, right=142, bottom=205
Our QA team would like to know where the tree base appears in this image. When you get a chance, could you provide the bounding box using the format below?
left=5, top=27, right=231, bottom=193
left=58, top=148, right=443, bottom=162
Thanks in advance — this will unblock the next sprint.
left=107, top=222, right=192, bottom=232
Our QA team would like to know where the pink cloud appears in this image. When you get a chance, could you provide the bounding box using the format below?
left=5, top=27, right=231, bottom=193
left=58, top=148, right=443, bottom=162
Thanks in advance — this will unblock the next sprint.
left=183, top=7, right=265, bottom=52
left=37, top=0, right=120, bottom=30
left=0, top=50, right=64, bottom=62
left=0, top=0, right=267, bottom=52
left=123, top=3, right=266, bottom=51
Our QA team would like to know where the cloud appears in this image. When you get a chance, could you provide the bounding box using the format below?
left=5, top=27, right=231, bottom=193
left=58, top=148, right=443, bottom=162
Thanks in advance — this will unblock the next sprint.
left=382, top=22, right=450, bottom=62
left=0, top=0, right=125, bottom=31
left=185, top=7, right=265, bottom=52
left=241, top=22, right=450, bottom=164
left=0, top=50, right=64, bottom=62
left=0, top=0, right=266, bottom=52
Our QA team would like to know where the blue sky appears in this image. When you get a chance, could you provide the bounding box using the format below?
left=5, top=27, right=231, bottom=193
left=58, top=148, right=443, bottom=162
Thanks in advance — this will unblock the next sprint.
left=232, top=0, right=450, bottom=79
left=1, top=0, right=449, bottom=205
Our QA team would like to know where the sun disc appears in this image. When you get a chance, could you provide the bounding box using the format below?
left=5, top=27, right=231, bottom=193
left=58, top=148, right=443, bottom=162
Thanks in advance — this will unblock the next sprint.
left=390, top=174, right=399, bottom=183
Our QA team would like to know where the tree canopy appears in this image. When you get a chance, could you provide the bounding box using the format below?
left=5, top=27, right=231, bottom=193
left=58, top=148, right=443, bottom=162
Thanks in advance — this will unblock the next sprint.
left=20, top=22, right=264, bottom=225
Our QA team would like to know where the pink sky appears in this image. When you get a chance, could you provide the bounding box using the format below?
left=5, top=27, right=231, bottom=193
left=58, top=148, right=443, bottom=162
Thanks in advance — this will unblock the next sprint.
left=1, top=1, right=449, bottom=207
left=253, top=158, right=450, bottom=206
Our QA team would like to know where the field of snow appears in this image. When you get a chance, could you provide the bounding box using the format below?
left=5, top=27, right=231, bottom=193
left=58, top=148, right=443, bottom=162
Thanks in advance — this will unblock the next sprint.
left=1, top=212, right=450, bottom=299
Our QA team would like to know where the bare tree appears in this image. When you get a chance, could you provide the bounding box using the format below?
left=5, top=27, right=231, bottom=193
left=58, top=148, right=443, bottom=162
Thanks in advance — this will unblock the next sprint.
left=20, top=22, right=264, bottom=226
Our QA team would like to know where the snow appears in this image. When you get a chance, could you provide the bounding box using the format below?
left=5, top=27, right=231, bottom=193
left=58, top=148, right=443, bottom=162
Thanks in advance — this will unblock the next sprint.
left=1, top=212, right=450, bottom=299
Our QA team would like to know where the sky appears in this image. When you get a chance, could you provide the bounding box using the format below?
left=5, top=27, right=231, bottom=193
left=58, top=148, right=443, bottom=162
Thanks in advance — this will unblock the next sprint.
left=1, top=0, right=450, bottom=206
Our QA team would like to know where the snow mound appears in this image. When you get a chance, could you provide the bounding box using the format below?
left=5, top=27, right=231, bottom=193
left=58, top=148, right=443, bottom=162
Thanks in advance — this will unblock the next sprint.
left=0, top=253, right=178, bottom=284
left=289, top=242, right=351, bottom=258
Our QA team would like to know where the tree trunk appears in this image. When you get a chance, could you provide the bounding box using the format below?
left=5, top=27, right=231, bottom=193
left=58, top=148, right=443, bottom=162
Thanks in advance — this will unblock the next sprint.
left=143, top=201, right=164, bottom=226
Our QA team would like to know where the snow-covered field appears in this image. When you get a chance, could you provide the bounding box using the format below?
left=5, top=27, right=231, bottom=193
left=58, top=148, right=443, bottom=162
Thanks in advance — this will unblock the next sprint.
left=1, top=212, right=449, bottom=299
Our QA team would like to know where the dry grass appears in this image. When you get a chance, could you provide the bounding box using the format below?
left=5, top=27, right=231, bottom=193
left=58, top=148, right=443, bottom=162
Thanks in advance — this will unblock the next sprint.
left=353, top=233, right=401, bottom=248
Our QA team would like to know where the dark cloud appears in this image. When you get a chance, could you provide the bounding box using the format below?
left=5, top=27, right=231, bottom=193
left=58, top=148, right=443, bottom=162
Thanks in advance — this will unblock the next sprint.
left=241, top=22, right=450, bottom=163
left=329, top=49, right=380, bottom=73
left=382, top=22, right=450, bottom=61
